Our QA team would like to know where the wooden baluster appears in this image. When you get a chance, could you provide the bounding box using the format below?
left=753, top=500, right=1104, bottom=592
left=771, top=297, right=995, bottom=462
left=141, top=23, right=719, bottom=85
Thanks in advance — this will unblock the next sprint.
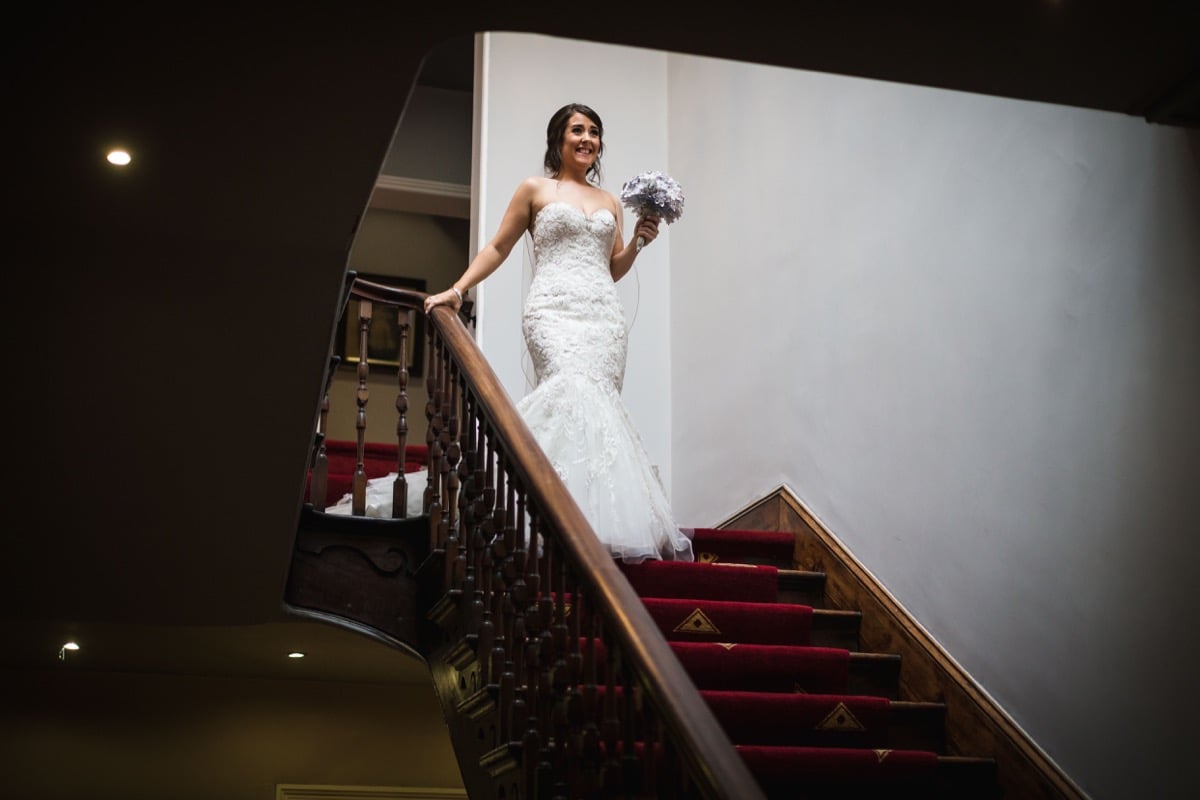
left=489, top=470, right=513, bottom=707
left=564, top=575, right=584, bottom=800
left=487, top=450, right=506, bottom=555
left=567, top=574, right=583, bottom=692
left=472, top=402, right=491, bottom=628
left=550, top=551, right=571, bottom=800
left=492, top=472, right=517, bottom=675
left=471, top=420, right=489, bottom=530
left=641, top=690, right=659, bottom=798
left=392, top=306, right=410, bottom=518
left=443, top=370, right=462, bottom=589
left=457, top=390, right=474, bottom=528
left=456, top=391, right=482, bottom=557
left=514, top=502, right=538, bottom=747
left=468, top=418, right=491, bottom=648
left=309, top=355, right=338, bottom=512
left=489, top=514, right=510, bottom=736
left=463, top=443, right=492, bottom=633
left=522, top=510, right=544, bottom=800
left=500, top=485, right=526, bottom=744
left=523, top=493, right=540, bottom=611
left=352, top=299, right=371, bottom=516
left=460, top=393, right=480, bottom=642
left=424, top=328, right=441, bottom=524
left=602, top=633, right=621, bottom=794
left=536, top=541, right=556, bottom=799
left=478, top=431, right=498, bottom=603
left=473, top=452, right=497, bottom=674
left=463, top=412, right=482, bottom=532
left=482, top=453, right=512, bottom=690
left=429, top=338, right=449, bottom=568
left=473, top=425, right=496, bottom=556
left=580, top=608, right=602, bottom=797
left=621, top=661, right=641, bottom=795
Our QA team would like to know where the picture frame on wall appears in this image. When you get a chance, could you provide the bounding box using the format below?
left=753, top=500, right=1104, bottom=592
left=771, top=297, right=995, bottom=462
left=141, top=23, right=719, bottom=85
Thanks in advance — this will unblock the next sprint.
left=335, top=273, right=427, bottom=378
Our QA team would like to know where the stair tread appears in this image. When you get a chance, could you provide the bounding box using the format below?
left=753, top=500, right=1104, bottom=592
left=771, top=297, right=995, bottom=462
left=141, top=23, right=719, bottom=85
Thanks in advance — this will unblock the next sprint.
left=698, top=689, right=945, bottom=750
left=779, top=568, right=826, bottom=578
left=739, top=746, right=999, bottom=800
left=738, top=744, right=980, bottom=759
left=699, top=688, right=940, bottom=710
left=640, top=596, right=857, bottom=620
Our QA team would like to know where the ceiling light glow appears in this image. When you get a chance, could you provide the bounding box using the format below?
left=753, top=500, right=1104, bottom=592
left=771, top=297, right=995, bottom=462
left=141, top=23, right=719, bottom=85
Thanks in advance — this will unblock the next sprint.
left=287, top=651, right=306, bottom=659
left=106, top=149, right=131, bottom=166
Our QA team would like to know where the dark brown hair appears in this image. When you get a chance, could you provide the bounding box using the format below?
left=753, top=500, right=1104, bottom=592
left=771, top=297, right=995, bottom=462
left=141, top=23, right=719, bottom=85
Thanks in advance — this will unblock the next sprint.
left=543, top=102, right=604, bottom=184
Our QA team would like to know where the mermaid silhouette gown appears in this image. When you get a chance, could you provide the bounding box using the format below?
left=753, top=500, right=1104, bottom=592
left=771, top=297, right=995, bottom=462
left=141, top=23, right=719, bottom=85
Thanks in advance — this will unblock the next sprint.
left=329, top=200, right=693, bottom=564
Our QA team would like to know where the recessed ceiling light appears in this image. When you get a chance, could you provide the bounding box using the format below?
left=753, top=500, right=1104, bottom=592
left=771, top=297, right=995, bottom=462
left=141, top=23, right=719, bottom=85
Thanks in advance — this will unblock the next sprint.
left=106, top=149, right=131, bottom=166
left=287, top=651, right=306, bottom=659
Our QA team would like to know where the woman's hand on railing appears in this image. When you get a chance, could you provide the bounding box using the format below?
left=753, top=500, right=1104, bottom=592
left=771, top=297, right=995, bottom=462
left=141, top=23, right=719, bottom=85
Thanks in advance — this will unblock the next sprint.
left=424, top=287, right=463, bottom=314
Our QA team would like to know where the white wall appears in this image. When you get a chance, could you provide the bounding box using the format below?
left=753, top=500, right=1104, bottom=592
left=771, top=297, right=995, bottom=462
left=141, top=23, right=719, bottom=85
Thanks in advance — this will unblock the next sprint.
left=666, top=55, right=1200, bottom=800
left=473, top=33, right=675, bottom=492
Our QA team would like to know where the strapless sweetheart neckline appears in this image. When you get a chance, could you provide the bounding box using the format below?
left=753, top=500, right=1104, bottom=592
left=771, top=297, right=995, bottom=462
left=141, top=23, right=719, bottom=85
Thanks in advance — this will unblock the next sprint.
left=535, top=200, right=615, bottom=224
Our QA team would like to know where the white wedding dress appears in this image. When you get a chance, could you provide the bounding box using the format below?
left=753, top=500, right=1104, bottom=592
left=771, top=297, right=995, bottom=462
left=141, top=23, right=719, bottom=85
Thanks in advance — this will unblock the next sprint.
left=328, top=200, right=693, bottom=564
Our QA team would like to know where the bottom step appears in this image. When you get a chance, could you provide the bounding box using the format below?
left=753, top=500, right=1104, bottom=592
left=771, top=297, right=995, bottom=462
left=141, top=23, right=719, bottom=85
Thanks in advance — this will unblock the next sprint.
left=488, top=736, right=996, bottom=800
left=739, top=746, right=999, bottom=800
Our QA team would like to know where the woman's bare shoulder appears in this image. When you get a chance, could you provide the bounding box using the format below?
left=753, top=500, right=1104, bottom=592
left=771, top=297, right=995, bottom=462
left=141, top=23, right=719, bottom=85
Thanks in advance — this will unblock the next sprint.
left=523, top=175, right=564, bottom=207
left=519, top=175, right=554, bottom=192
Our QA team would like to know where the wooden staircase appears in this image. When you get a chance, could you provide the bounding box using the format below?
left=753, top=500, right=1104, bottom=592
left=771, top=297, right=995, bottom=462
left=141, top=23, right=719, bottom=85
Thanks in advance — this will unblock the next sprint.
left=618, top=529, right=1000, bottom=799
left=289, top=514, right=1001, bottom=798
left=289, top=476, right=1092, bottom=799
left=287, top=276, right=1083, bottom=800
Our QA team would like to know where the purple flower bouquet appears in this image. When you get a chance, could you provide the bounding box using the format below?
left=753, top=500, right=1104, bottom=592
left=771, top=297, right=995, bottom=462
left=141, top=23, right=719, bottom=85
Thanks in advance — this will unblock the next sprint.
left=620, top=171, right=685, bottom=251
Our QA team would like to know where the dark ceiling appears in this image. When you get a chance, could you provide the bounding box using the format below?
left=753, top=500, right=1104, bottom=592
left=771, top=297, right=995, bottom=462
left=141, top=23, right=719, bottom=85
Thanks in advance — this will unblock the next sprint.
left=416, top=8, right=1200, bottom=125
left=3, top=2, right=1197, bottom=691
left=417, top=34, right=476, bottom=94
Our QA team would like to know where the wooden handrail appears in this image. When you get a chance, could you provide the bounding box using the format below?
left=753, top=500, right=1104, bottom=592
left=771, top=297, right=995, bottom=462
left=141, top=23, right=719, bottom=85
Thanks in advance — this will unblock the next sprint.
left=313, top=273, right=765, bottom=799
left=423, top=301, right=765, bottom=800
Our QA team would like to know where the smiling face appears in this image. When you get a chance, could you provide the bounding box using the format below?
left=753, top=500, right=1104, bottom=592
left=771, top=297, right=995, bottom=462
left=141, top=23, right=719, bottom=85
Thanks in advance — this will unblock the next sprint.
left=544, top=103, right=605, bottom=183
left=560, top=111, right=601, bottom=174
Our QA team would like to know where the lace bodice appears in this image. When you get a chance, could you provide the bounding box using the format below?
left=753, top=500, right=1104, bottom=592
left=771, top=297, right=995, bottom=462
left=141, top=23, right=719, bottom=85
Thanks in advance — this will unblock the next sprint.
left=525, top=201, right=627, bottom=391
left=532, top=201, right=616, bottom=273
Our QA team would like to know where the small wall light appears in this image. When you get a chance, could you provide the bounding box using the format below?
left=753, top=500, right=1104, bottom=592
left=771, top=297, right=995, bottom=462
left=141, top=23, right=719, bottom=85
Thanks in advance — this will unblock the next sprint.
left=106, top=149, right=132, bottom=166
left=287, top=651, right=306, bottom=659
left=59, top=641, right=80, bottom=660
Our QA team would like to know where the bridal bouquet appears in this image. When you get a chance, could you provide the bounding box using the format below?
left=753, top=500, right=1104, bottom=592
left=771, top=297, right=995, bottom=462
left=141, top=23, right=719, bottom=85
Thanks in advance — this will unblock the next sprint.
left=620, top=171, right=685, bottom=250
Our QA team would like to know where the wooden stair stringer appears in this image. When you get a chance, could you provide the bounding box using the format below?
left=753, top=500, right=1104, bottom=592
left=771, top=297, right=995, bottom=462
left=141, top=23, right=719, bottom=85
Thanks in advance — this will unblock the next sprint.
left=720, top=485, right=1087, bottom=800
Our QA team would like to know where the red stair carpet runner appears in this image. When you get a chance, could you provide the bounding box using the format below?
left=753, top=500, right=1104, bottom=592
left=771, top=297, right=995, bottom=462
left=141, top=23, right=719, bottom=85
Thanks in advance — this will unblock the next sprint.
left=615, top=528, right=994, bottom=800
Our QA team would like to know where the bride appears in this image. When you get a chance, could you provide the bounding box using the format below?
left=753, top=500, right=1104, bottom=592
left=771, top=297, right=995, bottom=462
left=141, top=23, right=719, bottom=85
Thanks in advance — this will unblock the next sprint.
left=330, top=103, right=693, bottom=565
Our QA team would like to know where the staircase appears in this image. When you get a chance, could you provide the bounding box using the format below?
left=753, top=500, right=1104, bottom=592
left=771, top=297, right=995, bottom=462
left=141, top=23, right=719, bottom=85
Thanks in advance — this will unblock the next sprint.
left=287, top=281, right=1059, bottom=799
left=619, top=528, right=1000, bottom=799
left=418, top=524, right=1000, bottom=799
